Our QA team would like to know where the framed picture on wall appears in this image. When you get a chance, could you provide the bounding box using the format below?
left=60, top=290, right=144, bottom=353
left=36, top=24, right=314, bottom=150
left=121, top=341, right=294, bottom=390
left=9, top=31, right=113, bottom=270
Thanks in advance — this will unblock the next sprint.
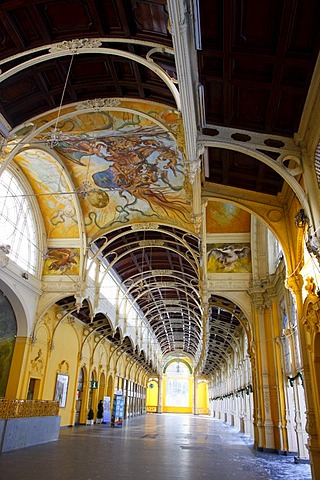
left=54, top=373, right=69, bottom=408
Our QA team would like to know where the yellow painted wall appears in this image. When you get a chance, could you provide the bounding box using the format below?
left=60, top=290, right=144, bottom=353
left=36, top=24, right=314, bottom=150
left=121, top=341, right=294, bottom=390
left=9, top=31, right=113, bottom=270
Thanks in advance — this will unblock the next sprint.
left=43, top=322, right=80, bottom=426
left=146, top=380, right=158, bottom=408
left=197, top=381, right=209, bottom=415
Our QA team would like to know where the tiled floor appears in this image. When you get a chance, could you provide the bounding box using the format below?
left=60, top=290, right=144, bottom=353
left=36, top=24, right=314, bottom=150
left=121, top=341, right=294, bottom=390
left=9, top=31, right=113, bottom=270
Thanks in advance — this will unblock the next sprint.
left=0, top=414, right=312, bottom=480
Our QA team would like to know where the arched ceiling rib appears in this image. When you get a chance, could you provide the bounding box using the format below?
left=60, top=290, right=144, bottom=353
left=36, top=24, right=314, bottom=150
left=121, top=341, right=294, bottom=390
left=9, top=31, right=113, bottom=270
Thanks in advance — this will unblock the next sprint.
left=201, top=295, right=247, bottom=376
left=92, top=224, right=202, bottom=358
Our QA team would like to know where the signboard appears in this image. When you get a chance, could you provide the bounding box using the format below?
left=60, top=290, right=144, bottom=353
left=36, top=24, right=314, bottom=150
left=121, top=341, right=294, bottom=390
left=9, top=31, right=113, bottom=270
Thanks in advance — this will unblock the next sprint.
left=90, top=381, right=98, bottom=389
left=111, top=394, right=124, bottom=428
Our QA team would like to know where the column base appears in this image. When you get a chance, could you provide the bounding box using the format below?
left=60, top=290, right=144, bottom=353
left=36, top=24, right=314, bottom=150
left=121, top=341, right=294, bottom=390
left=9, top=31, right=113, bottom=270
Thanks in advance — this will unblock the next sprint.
left=294, top=456, right=310, bottom=464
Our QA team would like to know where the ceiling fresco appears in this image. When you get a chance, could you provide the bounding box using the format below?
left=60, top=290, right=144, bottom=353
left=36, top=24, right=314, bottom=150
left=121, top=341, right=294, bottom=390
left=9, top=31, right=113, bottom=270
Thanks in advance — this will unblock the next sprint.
left=206, top=201, right=251, bottom=234
left=56, top=122, right=191, bottom=234
left=14, top=148, right=79, bottom=239
left=9, top=101, right=193, bottom=241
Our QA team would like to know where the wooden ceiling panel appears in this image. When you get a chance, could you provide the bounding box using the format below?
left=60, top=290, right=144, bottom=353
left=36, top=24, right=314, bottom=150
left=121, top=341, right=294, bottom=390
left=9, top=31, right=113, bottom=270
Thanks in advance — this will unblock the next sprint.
left=133, top=1, right=169, bottom=37
left=5, top=5, right=45, bottom=46
left=1, top=74, right=38, bottom=103
left=71, top=56, right=110, bottom=79
left=230, top=85, right=270, bottom=131
left=231, top=58, right=274, bottom=84
left=198, top=1, right=223, bottom=50
left=199, top=0, right=320, bottom=137
left=35, top=1, right=101, bottom=39
left=202, top=80, right=224, bottom=125
left=285, top=1, right=320, bottom=57
left=232, top=1, right=282, bottom=54
left=0, top=16, right=21, bottom=58
left=206, top=148, right=284, bottom=195
left=272, top=91, right=306, bottom=135
left=94, top=0, right=124, bottom=35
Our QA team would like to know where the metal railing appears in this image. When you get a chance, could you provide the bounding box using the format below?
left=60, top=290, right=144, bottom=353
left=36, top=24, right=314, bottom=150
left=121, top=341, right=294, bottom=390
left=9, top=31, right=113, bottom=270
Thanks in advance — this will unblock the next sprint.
left=0, top=399, right=59, bottom=419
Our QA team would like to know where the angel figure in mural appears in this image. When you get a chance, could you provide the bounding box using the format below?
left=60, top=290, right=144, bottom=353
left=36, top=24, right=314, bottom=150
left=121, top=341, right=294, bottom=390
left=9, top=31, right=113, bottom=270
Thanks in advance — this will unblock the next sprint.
left=57, top=129, right=189, bottom=224
left=45, top=248, right=78, bottom=273
left=208, top=245, right=251, bottom=267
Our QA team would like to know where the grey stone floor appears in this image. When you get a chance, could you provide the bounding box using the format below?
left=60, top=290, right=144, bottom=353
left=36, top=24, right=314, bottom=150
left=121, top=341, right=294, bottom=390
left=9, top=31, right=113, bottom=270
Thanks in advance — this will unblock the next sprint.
left=0, top=414, right=312, bottom=480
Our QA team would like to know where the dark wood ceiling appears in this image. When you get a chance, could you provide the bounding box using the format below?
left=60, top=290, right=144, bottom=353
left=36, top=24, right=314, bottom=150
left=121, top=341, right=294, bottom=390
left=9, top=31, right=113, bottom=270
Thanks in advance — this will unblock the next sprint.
left=0, top=0, right=175, bottom=127
left=1, top=0, right=319, bottom=374
left=198, top=0, right=320, bottom=137
left=199, top=0, right=320, bottom=195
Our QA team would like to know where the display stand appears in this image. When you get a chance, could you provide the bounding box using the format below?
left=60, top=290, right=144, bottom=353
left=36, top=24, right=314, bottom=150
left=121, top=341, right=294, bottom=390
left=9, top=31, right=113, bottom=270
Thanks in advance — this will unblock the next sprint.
left=111, top=393, right=124, bottom=428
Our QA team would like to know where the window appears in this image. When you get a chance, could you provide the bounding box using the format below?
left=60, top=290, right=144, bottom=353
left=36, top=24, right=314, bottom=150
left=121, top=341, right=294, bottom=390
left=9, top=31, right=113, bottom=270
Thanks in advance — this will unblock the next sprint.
left=165, top=361, right=190, bottom=407
left=0, top=170, right=38, bottom=273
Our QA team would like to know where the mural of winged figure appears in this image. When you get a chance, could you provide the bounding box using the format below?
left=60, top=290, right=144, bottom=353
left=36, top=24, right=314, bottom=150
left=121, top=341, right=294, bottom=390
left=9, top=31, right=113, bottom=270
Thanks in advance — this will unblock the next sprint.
left=56, top=129, right=190, bottom=224
left=208, top=245, right=251, bottom=267
left=46, top=248, right=78, bottom=273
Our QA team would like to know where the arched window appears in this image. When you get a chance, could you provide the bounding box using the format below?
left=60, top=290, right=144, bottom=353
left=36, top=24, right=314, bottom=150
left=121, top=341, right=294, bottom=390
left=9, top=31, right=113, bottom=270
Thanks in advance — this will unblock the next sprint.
left=164, top=360, right=192, bottom=408
left=0, top=169, right=38, bottom=274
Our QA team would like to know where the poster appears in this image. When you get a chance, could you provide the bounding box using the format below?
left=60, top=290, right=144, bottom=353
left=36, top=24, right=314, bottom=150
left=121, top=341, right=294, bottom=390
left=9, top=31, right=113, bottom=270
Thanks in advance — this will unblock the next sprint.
left=103, top=396, right=111, bottom=423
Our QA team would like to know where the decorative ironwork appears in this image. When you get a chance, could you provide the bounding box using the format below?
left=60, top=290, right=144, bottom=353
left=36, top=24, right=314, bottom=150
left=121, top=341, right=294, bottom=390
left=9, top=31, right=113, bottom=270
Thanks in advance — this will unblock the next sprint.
left=0, top=399, right=60, bottom=419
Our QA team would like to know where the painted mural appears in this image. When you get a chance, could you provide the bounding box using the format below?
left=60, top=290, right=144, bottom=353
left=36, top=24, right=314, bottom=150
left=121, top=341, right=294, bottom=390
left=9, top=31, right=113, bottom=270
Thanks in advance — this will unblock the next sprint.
left=55, top=119, right=191, bottom=235
left=58, top=125, right=189, bottom=231
left=15, top=149, right=79, bottom=239
left=43, top=248, right=80, bottom=275
left=207, top=243, right=251, bottom=273
left=0, top=291, right=17, bottom=397
left=11, top=102, right=192, bottom=240
left=206, top=202, right=251, bottom=233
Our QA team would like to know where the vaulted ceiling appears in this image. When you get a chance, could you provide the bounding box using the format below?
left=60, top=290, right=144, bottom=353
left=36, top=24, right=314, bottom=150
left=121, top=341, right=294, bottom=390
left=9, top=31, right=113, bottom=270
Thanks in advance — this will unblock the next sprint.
left=0, top=0, right=319, bottom=375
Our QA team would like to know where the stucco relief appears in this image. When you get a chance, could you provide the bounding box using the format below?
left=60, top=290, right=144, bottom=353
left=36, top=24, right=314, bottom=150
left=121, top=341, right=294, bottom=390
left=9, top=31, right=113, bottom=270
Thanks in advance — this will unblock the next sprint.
left=30, top=349, right=44, bottom=377
left=303, top=301, right=320, bottom=335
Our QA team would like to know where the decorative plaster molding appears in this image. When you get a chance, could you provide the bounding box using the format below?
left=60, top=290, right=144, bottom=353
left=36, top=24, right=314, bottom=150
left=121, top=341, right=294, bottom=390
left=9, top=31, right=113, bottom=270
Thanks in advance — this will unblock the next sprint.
left=30, top=349, right=44, bottom=376
left=285, top=274, right=304, bottom=295
left=151, top=269, right=174, bottom=275
left=207, top=279, right=250, bottom=291
left=76, top=98, right=121, bottom=110
left=0, top=250, right=9, bottom=268
left=0, top=244, right=10, bottom=254
left=50, top=38, right=102, bottom=53
left=305, top=410, right=318, bottom=437
left=132, top=223, right=159, bottom=230
left=67, top=316, right=75, bottom=325
left=58, top=360, right=69, bottom=373
left=42, top=279, right=78, bottom=292
left=0, top=244, right=10, bottom=268
left=303, top=301, right=320, bottom=334
left=139, top=240, right=164, bottom=247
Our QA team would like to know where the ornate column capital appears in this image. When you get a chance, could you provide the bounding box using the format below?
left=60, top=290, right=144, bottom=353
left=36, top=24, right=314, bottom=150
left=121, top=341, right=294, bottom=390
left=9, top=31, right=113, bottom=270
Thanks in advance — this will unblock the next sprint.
left=285, top=273, right=303, bottom=295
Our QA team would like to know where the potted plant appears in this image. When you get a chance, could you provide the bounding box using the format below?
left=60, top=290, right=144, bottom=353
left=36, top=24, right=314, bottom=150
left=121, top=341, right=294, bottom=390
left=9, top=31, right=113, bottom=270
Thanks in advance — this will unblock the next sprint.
left=86, top=408, right=94, bottom=425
